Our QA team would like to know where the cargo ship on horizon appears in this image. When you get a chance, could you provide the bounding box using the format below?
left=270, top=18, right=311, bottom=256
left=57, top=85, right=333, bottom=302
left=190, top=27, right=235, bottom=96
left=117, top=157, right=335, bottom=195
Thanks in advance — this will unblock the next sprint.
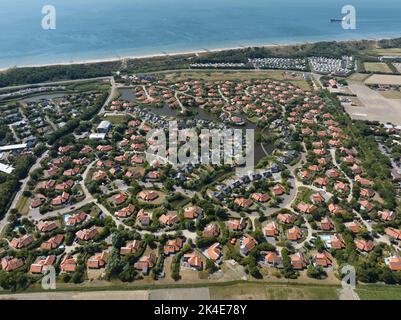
left=330, top=17, right=346, bottom=23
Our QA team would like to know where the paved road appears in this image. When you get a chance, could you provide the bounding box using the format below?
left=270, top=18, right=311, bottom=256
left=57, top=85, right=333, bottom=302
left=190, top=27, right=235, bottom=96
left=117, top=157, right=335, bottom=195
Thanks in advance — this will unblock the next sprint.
left=294, top=221, right=313, bottom=250
left=77, top=160, right=127, bottom=228
left=28, top=160, right=97, bottom=221
left=378, top=142, right=401, bottom=176
left=8, top=124, right=20, bottom=143
left=330, top=148, right=354, bottom=202
left=218, top=86, right=230, bottom=103
left=0, top=77, right=113, bottom=92
left=99, top=76, right=116, bottom=115
left=45, top=115, right=58, bottom=131
left=174, top=91, right=187, bottom=113
left=1, top=75, right=115, bottom=228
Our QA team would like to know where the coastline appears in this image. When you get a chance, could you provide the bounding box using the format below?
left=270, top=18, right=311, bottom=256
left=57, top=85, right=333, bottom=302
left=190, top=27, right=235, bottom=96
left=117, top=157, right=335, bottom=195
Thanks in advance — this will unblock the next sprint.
left=0, top=43, right=280, bottom=71
left=0, top=35, right=399, bottom=73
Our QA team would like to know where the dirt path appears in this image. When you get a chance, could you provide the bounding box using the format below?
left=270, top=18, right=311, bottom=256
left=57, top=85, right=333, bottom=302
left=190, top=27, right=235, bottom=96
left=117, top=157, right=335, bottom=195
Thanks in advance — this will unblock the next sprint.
left=338, top=287, right=360, bottom=300
left=0, top=290, right=149, bottom=300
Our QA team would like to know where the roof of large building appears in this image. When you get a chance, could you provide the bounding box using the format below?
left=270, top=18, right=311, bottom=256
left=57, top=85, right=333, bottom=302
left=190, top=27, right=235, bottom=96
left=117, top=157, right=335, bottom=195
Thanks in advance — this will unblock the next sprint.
left=0, top=143, right=27, bottom=152
left=89, top=133, right=107, bottom=140
left=0, top=162, right=14, bottom=174
left=97, top=120, right=112, bottom=130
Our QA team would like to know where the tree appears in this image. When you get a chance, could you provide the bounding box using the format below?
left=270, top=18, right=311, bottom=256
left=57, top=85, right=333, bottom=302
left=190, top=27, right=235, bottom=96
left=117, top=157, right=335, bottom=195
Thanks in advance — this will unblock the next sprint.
left=105, top=248, right=126, bottom=280
left=87, top=181, right=99, bottom=194
left=307, top=265, right=327, bottom=279
left=205, top=258, right=217, bottom=274
left=315, top=237, right=326, bottom=253
left=281, top=248, right=297, bottom=279
left=0, top=272, right=32, bottom=292
left=119, top=266, right=136, bottom=282
left=380, top=267, right=397, bottom=284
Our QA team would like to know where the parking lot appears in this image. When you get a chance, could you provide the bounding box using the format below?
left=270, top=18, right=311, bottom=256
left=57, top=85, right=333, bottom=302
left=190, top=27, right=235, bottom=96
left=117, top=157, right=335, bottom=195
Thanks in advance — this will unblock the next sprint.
left=345, top=82, right=401, bottom=125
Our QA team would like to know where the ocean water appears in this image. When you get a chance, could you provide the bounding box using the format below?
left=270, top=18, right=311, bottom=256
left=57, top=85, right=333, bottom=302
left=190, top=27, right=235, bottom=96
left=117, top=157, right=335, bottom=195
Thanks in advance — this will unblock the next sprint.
left=0, top=0, right=400, bottom=68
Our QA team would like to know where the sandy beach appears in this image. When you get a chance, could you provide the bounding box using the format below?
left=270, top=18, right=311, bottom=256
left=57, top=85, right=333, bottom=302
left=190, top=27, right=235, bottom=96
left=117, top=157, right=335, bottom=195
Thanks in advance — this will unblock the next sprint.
left=0, top=35, right=396, bottom=73
left=0, top=45, right=254, bottom=71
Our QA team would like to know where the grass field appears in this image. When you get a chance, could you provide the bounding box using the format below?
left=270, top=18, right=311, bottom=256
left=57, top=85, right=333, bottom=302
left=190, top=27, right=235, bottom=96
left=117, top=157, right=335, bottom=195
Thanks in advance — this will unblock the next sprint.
left=0, top=284, right=341, bottom=300
left=265, top=285, right=339, bottom=300
left=209, top=283, right=340, bottom=300
left=364, top=62, right=392, bottom=74
left=288, top=80, right=311, bottom=91
left=365, top=74, right=401, bottom=86
left=163, top=70, right=310, bottom=90
left=2, top=279, right=342, bottom=300
left=364, top=47, right=401, bottom=57
left=347, top=73, right=371, bottom=83
left=294, top=186, right=315, bottom=205
left=16, top=195, right=30, bottom=215
left=378, top=90, right=401, bottom=99
left=356, top=284, right=401, bottom=300
left=104, top=114, right=131, bottom=124
left=66, top=80, right=111, bottom=92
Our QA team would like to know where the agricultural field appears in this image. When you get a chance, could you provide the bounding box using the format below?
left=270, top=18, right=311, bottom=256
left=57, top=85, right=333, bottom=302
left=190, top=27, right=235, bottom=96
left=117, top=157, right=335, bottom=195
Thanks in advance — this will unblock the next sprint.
left=163, top=70, right=311, bottom=90
left=365, top=74, right=401, bottom=86
left=103, top=114, right=129, bottom=125
left=378, top=89, right=401, bottom=99
left=347, top=73, right=371, bottom=83
left=15, top=195, right=30, bottom=215
left=364, top=62, right=393, bottom=74
left=209, top=283, right=340, bottom=300
left=363, top=47, right=401, bottom=57
left=356, top=284, right=401, bottom=300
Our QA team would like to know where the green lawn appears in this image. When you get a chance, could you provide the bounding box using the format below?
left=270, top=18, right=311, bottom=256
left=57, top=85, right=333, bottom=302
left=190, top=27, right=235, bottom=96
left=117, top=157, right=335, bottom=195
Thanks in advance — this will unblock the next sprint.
left=357, top=284, right=401, bottom=300
left=4, top=280, right=340, bottom=300
left=16, top=195, right=30, bottom=215
left=363, top=47, right=401, bottom=57
left=363, top=62, right=393, bottom=74
left=66, top=81, right=110, bottom=92
left=265, top=285, right=339, bottom=300
left=209, top=283, right=340, bottom=300
left=294, top=187, right=315, bottom=205
left=104, top=114, right=131, bottom=124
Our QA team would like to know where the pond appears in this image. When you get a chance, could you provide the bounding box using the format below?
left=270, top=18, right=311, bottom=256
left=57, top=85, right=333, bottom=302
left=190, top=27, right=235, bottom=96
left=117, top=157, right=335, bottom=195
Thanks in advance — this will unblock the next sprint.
left=119, top=87, right=274, bottom=164
left=118, top=87, right=136, bottom=102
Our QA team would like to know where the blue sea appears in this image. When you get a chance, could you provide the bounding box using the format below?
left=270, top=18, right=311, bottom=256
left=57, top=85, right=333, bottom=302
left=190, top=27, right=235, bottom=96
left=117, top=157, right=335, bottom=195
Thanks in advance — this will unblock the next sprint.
left=0, top=0, right=400, bottom=68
